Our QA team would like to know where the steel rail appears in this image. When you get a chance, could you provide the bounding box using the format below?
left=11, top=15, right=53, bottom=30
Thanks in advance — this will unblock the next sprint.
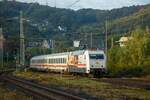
left=92, top=78, right=150, bottom=90
left=1, top=75, right=85, bottom=100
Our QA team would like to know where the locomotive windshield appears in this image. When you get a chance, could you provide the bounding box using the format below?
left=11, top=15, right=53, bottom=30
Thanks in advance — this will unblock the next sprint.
left=89, top=54, right=104, bottom=59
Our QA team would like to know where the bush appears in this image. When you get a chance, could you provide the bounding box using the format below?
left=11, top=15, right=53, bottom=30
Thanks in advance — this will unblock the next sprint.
left=107, top=27, right=150, bottom=77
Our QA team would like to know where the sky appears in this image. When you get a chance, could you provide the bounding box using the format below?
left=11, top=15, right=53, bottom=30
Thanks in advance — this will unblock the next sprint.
left=16, top=0, right=150, bottom=10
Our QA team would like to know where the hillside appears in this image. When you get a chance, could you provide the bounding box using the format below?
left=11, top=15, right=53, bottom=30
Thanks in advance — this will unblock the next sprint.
left=0, top=1, right=149, bottom=39
left=109, top=5, right=150, bottom=34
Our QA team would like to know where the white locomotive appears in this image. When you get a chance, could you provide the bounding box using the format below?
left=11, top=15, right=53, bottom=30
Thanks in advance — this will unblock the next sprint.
left=30, top=50, right=106, bottom=76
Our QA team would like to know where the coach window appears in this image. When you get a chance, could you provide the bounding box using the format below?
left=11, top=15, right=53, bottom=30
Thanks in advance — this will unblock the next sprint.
left=63, top=58, right=66, bottom=64
left=61, top=58, right=62, bottom=63
left=55, top=59, right=56, bottom=63
left=50, top=59, right=52, bottom=64
left=56, top=59, right=57, bottom=63
left=53, top=59, right=54, bottom=64
left=59, top=58, right=60, bottom=63
left=54, top=59, right=56, bottom=63
left=59, top=58, right=61, bottom=64
left=51, top=59, right=53, bottom=64
left=64, top=58, right=66, bottom=63
left=56, top=58, right=58, bottom=63
left=62, top=58, right=64, bottom=63
left=49, top=59, right=50, bottom=63
left=58, top=59, right=59, bottom=63
left=57, top=58, right=59, bottom=63
left=53, top=59, right=54, bottom=63
left=57, top=59, right=59, bottom=63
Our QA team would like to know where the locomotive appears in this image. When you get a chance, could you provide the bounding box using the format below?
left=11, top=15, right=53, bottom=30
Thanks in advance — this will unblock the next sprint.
left=30, top=50, right=107, bottom=76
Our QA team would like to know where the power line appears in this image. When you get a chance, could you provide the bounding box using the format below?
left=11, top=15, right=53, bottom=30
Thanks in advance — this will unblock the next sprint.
left=46, top=0, right=48, bottom=6
left=24, top=0, right=36, bottom=16
left=55, top=0, right=56, bottom=8
left=68, top=0, right=81, bottom=9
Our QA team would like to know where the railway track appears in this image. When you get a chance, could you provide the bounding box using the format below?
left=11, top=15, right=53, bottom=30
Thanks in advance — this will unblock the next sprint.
left=0, top=75, right=85, bottom=100
left=92, top=78, right=150, bottom=90
left=0, top=69, right=15, bottom=75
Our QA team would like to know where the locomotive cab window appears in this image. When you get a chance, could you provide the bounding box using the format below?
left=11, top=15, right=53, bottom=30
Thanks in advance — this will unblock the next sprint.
left=89, top=54, right=104, bottom=59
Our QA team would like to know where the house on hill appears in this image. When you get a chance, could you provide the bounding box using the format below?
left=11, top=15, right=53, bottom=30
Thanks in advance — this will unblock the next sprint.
left=117, top=37, right=133, bottom=47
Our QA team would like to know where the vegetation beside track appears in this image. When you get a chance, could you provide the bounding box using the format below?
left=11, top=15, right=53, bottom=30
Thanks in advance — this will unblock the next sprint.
left=0, top=82, right=33, bottom=100
left=108, top=28, right=150, bottom=77
left=14, top=71, right=150, bottom=100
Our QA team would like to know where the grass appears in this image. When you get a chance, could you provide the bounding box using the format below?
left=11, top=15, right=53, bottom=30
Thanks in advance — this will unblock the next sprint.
left=14, top=71, right=150, bottom=100
left=0, top=83, right=33, bottom=100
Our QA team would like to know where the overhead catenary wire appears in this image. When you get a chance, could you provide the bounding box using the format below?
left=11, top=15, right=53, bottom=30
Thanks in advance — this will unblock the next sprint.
left=24, top=0, right=36, bottom=16
left=68, top=0, right=81, bottom=9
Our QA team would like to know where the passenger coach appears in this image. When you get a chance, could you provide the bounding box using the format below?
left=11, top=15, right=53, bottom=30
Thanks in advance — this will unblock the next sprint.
left=30, top=50, right=106, bottom=76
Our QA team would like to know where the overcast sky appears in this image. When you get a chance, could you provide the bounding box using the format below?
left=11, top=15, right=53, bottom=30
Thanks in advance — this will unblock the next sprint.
left=16, top=0, right=150, bottom=10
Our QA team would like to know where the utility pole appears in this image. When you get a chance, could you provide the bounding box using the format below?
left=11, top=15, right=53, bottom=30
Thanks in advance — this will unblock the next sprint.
left=0, top=28, right=4, bottom=68
left=46, top=0, right=48, bottom=6
left=20, top=11, right=25, bottom=67
left=55, top=0, right=56, bottom=8
left=84, top=34, right=87, bottom=49
left=105, top=19, right=108, bottom=66
left=105, top=20, right=108, bottom=54
left=90, top=32, right=93, bottom=49
left=111, top=37, right=114, bottom=48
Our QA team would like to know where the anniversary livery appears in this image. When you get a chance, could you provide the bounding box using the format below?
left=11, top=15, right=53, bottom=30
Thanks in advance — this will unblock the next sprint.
left=30, top=50, right=106, bottom=76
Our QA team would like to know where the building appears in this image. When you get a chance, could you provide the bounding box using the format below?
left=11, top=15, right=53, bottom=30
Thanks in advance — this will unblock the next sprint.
left=73, top=40, right=80, bottom=47
left=42, top=40, right=50, bottom=48
left=117, top=37, right=132, bottom=47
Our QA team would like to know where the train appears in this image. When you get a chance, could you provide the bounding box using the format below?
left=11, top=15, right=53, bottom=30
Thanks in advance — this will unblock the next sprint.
left=30, top=50, right=107, bottom=77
